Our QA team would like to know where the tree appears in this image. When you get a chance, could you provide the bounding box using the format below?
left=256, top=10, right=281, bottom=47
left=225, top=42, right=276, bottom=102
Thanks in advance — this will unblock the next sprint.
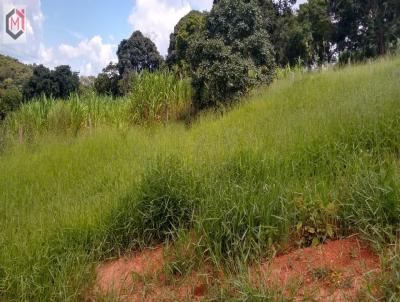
left=0, top=87, right=22, bottom=120
left=189, top=0, right=275, bottom=108
left=189, top=38, right=253, bottom=108
left=257, top=0, right=298, bottom=66
left=23, top=64, right=79, bottom=100
left=329, top=0, right=400, bottom=62
left=23, top=65, right=54, bottom=100
left=117, top=31, right=163, bottom=77
left=297, top=0, right=334, bottom=65
left=283, top=21, right=314, bottom=66
left=94, top=63, right=121, bottom=96
left=52, top=65, right=79, bottom=99
left=166, top=11, right=206, bottom=72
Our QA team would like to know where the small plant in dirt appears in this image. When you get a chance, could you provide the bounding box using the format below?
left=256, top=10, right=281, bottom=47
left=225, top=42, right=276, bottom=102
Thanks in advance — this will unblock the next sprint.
left=310, top=266, right=333, bottom=281
left=361, top=241, right=400, bottom=300
left=294, top=196, right=339, bottom=247
left=163, top=230, right=203, bottom=282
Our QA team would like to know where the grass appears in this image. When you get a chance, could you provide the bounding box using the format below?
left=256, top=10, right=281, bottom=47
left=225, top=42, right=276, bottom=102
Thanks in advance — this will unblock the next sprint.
left=0, top=71, right=192, bottom=144
left=0, top=56, right=399, bottom=301
left=127, top=71, right=193, bottom=123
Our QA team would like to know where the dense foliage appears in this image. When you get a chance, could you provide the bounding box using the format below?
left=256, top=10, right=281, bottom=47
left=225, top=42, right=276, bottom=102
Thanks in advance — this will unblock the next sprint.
left=0, top=55, right=32, bottom=91
left=117, top=30, right=163, bottom=76
left=0, top=55, right=32, bottom=119
left=211, top=0, right=400, bottom=67
left=189, top=0, right=275, bottom=108
left=94, top=63, right=120, bottom=97
left=166, top=11, right=206, bottom=73
left=23, top=65, right=79, bottom=100
left=1, top=57, right=400, bottom=301
left=330, top=0, right=400, bottom=62
left=0, top=87, right=22, bottom=120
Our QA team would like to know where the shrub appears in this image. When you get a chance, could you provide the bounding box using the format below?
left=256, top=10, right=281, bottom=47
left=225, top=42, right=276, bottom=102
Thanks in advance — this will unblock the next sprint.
left=0, top=87, right=22, bottom=120
left=188, top=0, right=275, bottom=108
left=190, top=39, right=254, bottom=108
left=104, top=157, right=197, bottom=253
left=94, top=63, right=121, bottom=97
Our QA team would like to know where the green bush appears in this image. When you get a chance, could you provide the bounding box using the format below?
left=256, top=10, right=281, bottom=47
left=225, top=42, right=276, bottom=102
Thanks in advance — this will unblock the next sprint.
left=0, top=87, right=22, bottom=120
left=104, top=157, right=197, bottom=254
left=190, top=39, right=254, bottom=108
left=188, top=0, right=275, bottom=108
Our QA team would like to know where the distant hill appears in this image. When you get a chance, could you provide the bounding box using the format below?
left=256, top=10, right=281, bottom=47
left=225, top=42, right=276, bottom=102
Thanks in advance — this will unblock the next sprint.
left=0, top=54, right=32, bottom=90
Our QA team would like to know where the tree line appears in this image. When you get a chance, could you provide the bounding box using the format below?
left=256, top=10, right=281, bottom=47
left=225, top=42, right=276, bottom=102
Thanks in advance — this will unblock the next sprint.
left=1, top=0, right=399, bottom=119
left=96, top=0, right=400, bottom=108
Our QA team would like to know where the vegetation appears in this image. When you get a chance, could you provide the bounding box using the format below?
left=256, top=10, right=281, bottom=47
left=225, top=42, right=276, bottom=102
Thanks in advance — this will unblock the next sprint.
left=94, top=63, right=120, bottom=97
left=22, top=65, right=80, bottom=100
left=117, top=30, right=164, bottom=76
left=189, top=0, right=275, bottom=108
left=1, top=71, right=192, bottom=142
left=0, top=55, right=32, bottom=120
left=127, top=71, right=192, bottom=124
left=0, top=0, right=399, bottom=300
left=166, top=10, right=206, bottom=73
left=0, top=56, right=399, bottom=301
left=0, top=54, right=32, bottom=91
left=330, top=0, right=400, bottom=61
left=0, top=88, right=22, bottom=120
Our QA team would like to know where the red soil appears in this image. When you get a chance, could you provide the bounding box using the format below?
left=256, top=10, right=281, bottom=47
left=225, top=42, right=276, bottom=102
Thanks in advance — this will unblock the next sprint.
left=94, top=237, right=379, bottom=301
left=255, top=236, right=380, bottom=301
left=95, top=246, right=210, bottom=301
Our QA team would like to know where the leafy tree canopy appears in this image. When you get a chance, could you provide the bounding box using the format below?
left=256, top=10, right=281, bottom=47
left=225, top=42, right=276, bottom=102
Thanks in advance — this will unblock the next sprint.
left=189, top=0, right=275, bottom=108
left=329, top=0, right=400, bottom=62
left=94, top=63, right=121, bottom=97
left=23, top=64, right=79, bottom=100
left=166, top=10, right=206, bottom=72
left=117, top=31, right=163, bottom=76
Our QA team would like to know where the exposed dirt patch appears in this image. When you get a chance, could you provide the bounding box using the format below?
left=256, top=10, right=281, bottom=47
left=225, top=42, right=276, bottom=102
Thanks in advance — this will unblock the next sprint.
left=95, top=246, right=212, bottom=301
left=254, top=236, right=380, bottom=301
left=94, top=237, right=379, bottom=301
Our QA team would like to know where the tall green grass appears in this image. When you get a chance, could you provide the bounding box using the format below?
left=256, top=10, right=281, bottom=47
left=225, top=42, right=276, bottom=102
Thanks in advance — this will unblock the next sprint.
left=127, top=71, right=193, bottom=123
left=0, top=71, right=192, bottom=144
left=0, top=56, right=399, bottom=301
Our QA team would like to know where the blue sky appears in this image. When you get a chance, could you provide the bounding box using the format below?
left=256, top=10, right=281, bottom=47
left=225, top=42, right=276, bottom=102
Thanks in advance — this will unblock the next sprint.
left=0, top=0, right=307, bottom=76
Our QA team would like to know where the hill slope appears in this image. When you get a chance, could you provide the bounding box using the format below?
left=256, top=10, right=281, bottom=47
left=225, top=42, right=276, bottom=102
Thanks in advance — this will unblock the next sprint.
left=0, top=54, right=32, bottom=90
left=0, top=57, right=399, bottom=301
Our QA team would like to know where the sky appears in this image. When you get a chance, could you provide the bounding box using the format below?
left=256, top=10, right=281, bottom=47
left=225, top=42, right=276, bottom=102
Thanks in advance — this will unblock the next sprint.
left=0, top=0, right=307, bottom=76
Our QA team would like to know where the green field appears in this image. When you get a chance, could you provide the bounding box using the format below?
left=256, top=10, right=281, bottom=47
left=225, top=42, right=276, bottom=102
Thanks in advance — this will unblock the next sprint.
left=1, top=56, right=400, bottom=301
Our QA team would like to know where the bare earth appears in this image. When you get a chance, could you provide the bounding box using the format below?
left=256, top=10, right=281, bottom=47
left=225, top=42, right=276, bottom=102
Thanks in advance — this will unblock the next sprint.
left=94, top=237, right=379, bottom=301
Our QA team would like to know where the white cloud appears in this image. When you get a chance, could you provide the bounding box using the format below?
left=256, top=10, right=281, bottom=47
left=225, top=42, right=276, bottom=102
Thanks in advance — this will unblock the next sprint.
left=32, top=9, right=44, bottom=26
left=128, top=0, right=213, bottom=56
left=0, top=0, right=44, bottom=62
left=34, top=36, right=117, bottom=76
left=0, top=0, right=214, bottom=76
left=295, top=0, right=308, bottom=9
left=82, top=63, right=93, bottom=76
left=38, top=43, right=55, bottom=65
left=57, top=36, right=117, bottom=75
left=189, top=0, right=213, bottom=11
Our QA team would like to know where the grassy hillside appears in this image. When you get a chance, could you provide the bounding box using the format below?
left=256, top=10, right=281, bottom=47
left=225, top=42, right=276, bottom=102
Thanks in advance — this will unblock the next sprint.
left=0, top=55, right=32, bottom=90
left=0, top=56, right=399, bottom=301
